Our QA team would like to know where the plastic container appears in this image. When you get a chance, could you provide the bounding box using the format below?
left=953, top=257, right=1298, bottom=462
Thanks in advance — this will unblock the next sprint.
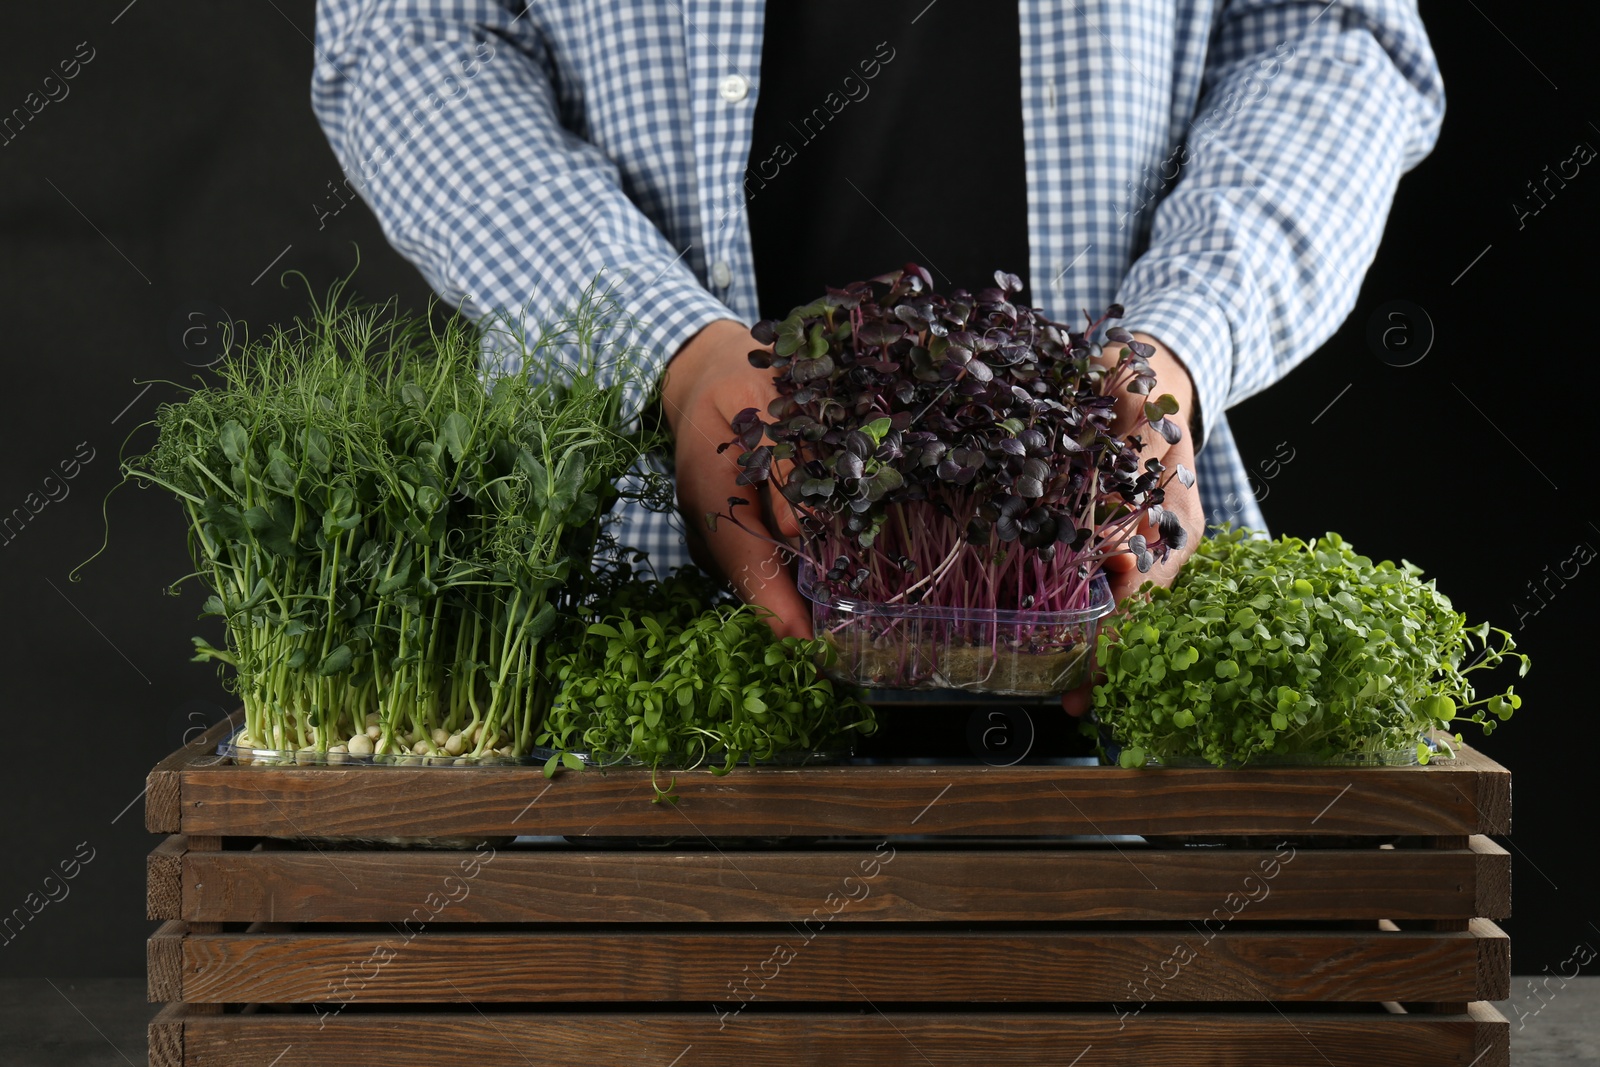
left=216, top=728, right=534, bottom=768
left=533, top=745, right=853, bottom=770
left=798, top=561, right=1115, bottom=696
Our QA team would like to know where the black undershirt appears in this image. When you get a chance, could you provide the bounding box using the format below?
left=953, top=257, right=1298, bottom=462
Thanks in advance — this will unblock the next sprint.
left=746, top=0, right=1031, bottom=321
left=747, top=5, right=1071, bottom=753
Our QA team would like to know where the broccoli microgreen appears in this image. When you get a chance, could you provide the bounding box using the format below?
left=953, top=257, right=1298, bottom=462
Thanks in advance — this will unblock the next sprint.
left=538, top=570, right=877, bottom=802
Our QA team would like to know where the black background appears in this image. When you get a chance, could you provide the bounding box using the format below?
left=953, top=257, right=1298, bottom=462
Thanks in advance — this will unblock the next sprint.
left=1, top=2, right=1593, bottom=979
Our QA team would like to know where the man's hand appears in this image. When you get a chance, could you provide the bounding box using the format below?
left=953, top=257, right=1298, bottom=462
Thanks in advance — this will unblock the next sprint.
left=659, top=319, right=811, bottom=639
left=1063, top=331, right=1205, bottom=717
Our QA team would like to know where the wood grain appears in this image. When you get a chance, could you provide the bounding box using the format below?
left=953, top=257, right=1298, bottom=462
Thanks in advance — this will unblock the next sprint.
left=174, top=839, right=1508, bottom=923
left=165, top=1005, right=1508, bottom=1067
left=175, top=925, right=1503, bottom=1005
left=147, top=714, right=239, bottom=835
left=1472, top=836, right=1512, bottom=920
left=146, top=1002, right=184, bottom=1067
left=148, top=835, right=184, bottom=921
left=148, top=920, right=184, bottom=1004
left=171, top=744, right=1511, bottom=839
left=1473, top=918, right=1511, bottom=1001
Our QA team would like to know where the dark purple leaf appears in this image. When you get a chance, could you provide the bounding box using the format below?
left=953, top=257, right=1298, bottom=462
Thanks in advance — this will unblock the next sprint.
left=857, top=321, right=907, bottom=347
left=792, top=354, right=835, bottom=382
left=1150, top=417, right=1181, bottom=445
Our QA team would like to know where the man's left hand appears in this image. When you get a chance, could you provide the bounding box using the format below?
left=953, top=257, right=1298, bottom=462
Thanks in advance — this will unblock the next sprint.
left=1062, top=331, right=1205, bottom=717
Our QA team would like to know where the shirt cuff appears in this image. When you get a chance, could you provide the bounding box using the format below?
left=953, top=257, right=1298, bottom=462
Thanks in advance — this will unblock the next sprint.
left=629, top=281, right=747, bottom=389
left=1110, top=287, right=1233, bottom=454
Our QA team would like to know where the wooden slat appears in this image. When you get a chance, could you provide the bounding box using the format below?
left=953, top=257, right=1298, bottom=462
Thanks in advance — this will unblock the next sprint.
left=147, top=1002, right=185, bottom=1067
left=167, top=1005, right=1509, bottom=1067
left=148, top=835, right=185, bottom=921
left=176, top=840, right=1508, bottom=923
left=147, top=713, right=240, bottom=834
left=148, top=920, right=185, bottom=1004
left=1472, top=836, right=1511, bottom=920
left=1472, top=918, right=1511, bottom=1001
left=171, top=744, right=1510, bottom=838
left=176, top=925, right=1500, bottom=1005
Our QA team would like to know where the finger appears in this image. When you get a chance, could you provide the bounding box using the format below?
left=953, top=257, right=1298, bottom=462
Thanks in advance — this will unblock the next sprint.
left=679, top=436, right=813, bottom=640
left=768, top=458, right=802, bottom=539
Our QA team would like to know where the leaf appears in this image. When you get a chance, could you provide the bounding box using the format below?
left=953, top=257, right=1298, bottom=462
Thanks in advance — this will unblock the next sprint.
left=774, top=317, right=806, bottom=357
left=438, top=411, right=473, bottom=462
left=317, top=644, right=353, bottom=676
left=807, top=323, right=830, bottom=360
left=220, top=421, right=250, bottom=466
left=301, top=427, right=333, bottom=473
left=549, top=451, right=587, bottom=514
left=377, top=559, right=413, bottom=594
left=266, top=449, right=297, bottom=494
left=561, top=752, right=586, bottom=772
left=527, top=600, right=559, bottom=640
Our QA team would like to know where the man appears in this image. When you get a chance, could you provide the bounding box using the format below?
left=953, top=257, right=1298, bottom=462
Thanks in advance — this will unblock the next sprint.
left=311, top=0, right=1442, bottom=652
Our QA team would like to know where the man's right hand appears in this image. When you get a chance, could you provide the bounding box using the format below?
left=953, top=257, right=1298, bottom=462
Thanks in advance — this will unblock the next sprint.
left=659, top=318, right=812, bottom=639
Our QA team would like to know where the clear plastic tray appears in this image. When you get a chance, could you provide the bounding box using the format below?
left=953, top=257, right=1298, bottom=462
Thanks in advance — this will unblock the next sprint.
left=533, top=745, right=853, bottom=769
left=217, top=729, right=534, bottom=767
left=798, top=561, right=1115, bottom=695
left=217, top=729, right=850, bottom=770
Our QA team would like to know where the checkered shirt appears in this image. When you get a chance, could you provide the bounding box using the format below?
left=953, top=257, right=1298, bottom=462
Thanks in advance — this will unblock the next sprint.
left=311, top=0, right=1444, bottom=571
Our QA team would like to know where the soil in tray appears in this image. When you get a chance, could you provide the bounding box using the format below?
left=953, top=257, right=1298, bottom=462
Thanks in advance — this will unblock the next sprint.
left=941, top=644, right=1089, bottom=693
left=824, top=633, right=1089, bottom=694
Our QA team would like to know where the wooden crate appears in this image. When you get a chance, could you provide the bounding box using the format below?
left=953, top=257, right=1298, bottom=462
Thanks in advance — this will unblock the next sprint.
left=146, top=715, right=1512, bottom=1066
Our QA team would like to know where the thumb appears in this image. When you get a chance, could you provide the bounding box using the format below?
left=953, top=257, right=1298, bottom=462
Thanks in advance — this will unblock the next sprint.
left=761, top=461, right=803, bottom=540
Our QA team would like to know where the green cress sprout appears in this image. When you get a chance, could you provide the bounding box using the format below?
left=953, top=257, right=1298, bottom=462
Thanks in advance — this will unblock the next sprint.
left=1092, top=528, right=1528, bottom=768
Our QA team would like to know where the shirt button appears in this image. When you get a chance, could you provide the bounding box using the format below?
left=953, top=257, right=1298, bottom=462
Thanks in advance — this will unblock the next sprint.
left=710, top=260, right=733, bottom=288
left=717, top=74, right=749, bottom=103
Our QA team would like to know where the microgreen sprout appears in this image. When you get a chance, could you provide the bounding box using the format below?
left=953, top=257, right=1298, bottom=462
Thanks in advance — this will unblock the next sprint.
left=1092, top=528, right=1529, bottom=767
left=538, top=569, right=877, bottom=802
left=713, top=265, right=1188, bottom=690
left=105, top=275, right=657, bottom=763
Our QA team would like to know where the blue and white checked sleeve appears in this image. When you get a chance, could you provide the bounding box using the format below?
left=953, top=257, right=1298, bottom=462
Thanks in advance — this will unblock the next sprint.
left=1115, top=0, right=1444, bottom=449
left=309, top=0, right=737, bottom=399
